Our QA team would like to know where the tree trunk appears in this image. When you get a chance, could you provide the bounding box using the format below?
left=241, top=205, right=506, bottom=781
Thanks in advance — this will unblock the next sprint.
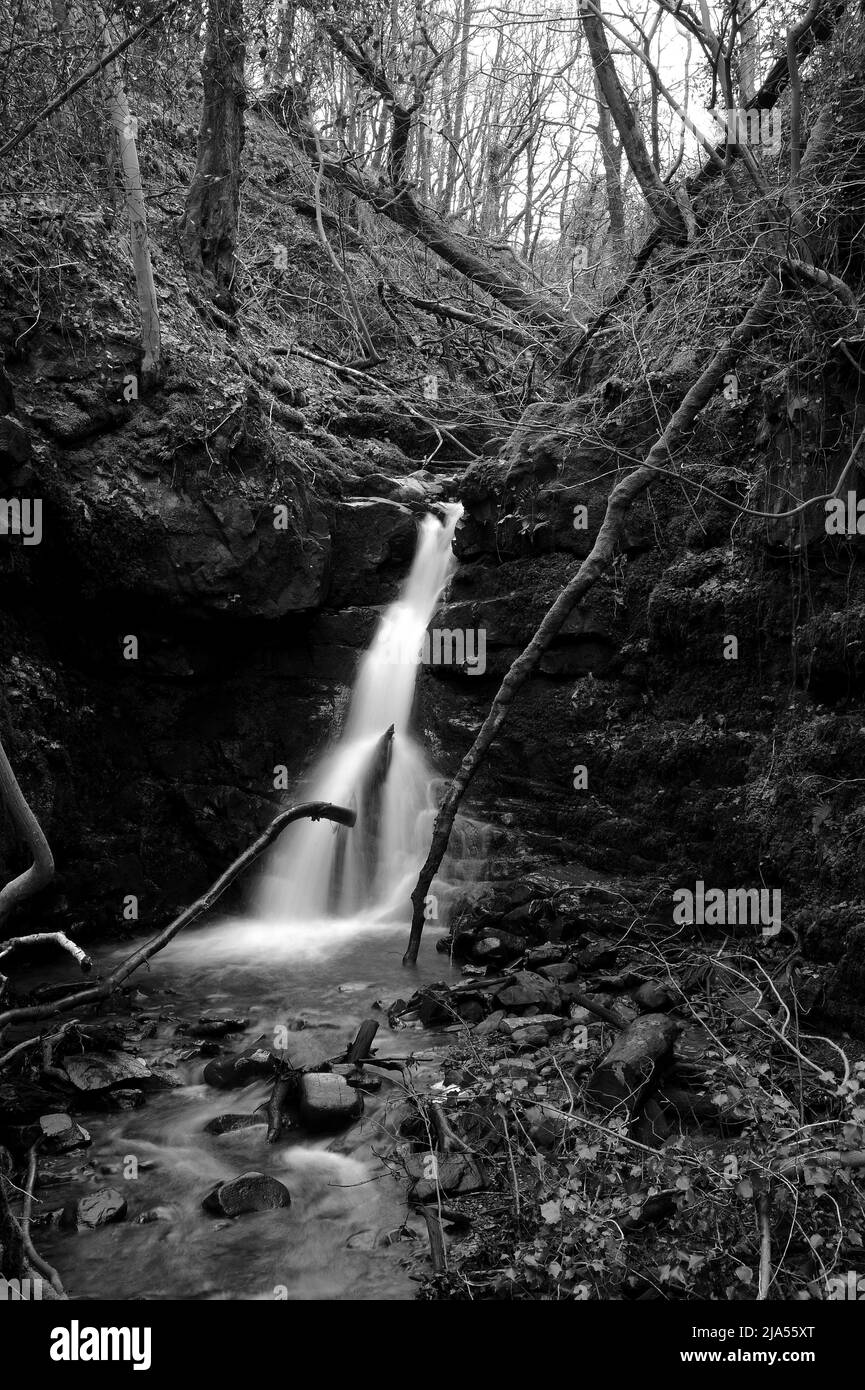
left=182, top=0, right=246, bottom=296
left=587, top=1013, right=680, bottom=1117
left=442, top=0, right=472, bottom=213
left=580, top=6, right=684, bottom=239
left=404, top=277, right=778, bottom=963
left=98, top=9, right=161, bottom=377
left=0, top=734, right=55, bottom=928
left=593, top=70, right=625, bottom=252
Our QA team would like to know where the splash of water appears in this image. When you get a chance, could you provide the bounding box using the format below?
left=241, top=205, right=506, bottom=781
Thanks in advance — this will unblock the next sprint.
left=257, top=503, right=463, bottom=926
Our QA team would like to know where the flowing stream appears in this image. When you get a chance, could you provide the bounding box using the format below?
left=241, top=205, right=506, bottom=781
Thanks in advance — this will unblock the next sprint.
left=36, top=503, right=482, bottom=1301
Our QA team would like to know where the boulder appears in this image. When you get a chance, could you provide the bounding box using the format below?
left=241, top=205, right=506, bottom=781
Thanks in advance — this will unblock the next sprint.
left=494, top=970, right=561, bottom=1013
left=404, top=1151, right=491, bottom=1202
left=38, top=1113, right=90, bottom=1152
left=62, top=1053, right=152, bottom=1092
left=203, top=1113, right=266, bottom=1136
left=632, top=981, right=678, bottom=1012
left=137, top=1206, right=176, bottom=1225
left=202, top=1172, right=291, bottom=1217
left=202, top=1040, right=278, bottom=1089
left=299, top=1073, right=363, bottom=1132
left=467, top=930, right=526, bottom=966
left=70, top=1188, right=128, bottom=1229
left=498, top=1014, right=567, bottom=1048
left=473, top=1009, right=506, bottom=1037
left=538, top=962, right=579, bottom=983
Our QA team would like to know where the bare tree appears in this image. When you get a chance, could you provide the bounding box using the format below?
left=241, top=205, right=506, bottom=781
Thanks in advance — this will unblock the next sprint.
left=97, top=5, right=161, bottom=378
left=182, top=0, right=247, bottom=298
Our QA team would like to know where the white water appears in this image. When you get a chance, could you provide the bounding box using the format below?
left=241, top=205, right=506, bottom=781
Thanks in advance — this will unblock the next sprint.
left=256, top=503, right=463, bottom=933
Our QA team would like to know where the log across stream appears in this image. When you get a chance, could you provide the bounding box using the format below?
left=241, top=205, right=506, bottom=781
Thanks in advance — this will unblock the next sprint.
left=28, top=916, right=457, bottom=1302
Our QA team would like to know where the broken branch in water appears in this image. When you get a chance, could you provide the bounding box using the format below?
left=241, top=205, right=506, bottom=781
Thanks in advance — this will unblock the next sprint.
left=0, top=801, right=356, bottom=1033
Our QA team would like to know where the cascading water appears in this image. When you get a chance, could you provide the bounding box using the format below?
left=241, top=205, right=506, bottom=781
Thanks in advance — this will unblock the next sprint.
left=256, top=502, right=464, bottom=930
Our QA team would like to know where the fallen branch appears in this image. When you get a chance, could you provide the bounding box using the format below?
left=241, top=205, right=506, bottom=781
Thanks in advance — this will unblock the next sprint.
left=757, top=1189, right=773, bottom=1300
left=586, top=1013, right=680, bottom=1119
left=0, top=1018, right=80, bottom=1075
left=0, top=801, right=356, bottom=1031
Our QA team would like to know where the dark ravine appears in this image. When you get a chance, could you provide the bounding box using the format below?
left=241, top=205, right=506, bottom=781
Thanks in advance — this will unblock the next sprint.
left=2, top=2, right=865, bottom=1312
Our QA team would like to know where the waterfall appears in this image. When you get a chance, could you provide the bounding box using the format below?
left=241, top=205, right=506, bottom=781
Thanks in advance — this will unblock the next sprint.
left=257, top=503, right=463, bottom=926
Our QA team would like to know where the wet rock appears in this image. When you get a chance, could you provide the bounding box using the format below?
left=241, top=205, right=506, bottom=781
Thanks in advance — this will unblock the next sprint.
left=111, top=1089, right=145, bottom=1110
left=203, top=1113, right=265, bottom=1136
left=494, top=970, right=561, bottom=1013
left=331, top=1065, right=382, bottom=1094
left=404, top=1152, right=491, bottom=1202
left=38, top=1114, right=91, bottom=1152
left=177, top=1016, right=249, bottom=1039
left=473, top=1009, right=506, bottom=1037
left=524, top=944, right=569, bottom=967
left=575, top=942, right=619, bottom=972
left=538, top=961, right=579, bottom=983
left=202, top=1171, right=291, bottom=1217
left=137, top=1206, right=176, bottom=1225
left=467, top=930, right=526, bottom=966
left=498, top=1014, right=567, bottom=1048
left=632, top=981, right=679, bottom=1012
left=62, top=1052, right=153, bottom=1092
left=345, top=1228, right=378, bottom=1250
left=202, top=1040, right=278, bottom=1089
left=299, top=1073, right=363, bottom=1132
left=68, top=1188, right=128, bottom=1229
left=326, top=498, right=415, bottom=606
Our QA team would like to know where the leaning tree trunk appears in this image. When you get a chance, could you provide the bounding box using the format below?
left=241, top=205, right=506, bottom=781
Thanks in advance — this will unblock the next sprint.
left=404, top=277, right=779, bottom=963
left=0, top=733, right=54, bottom=927
left=98, top=8, right=161, bottom=378
left=580, top=4, right=685, bottom=241
left=182, top=0, right=246, bottom=296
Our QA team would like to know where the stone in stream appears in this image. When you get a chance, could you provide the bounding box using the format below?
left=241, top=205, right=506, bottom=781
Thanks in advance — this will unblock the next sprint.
left=137, top=1206, right=177, bottom=1225
left=299, top=1072, right=363, bottom=1131
left=177, top=1015, right=250, bottom=1039
left=202, top=1040, right=278, bottom=1089
left=202, top=1172, right=291, bottom=1217
left=203, top=1112, right=266, bottom=1136
left=66, top=1188, right=128, bottom=1230
left=38, top=1113, right=91, bottom=1152
left=62, top=1052, right=152, bottom=1092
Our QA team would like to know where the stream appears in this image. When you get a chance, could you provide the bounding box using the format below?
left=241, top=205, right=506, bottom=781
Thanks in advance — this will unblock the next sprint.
left=36, top=917, right=457, bottom=1302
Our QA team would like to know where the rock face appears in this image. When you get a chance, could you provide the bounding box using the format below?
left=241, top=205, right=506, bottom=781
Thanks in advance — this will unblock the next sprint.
left=202, top=1172, right=291, bottom=1217
left=299, top=1072, right=363, bottom=1131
